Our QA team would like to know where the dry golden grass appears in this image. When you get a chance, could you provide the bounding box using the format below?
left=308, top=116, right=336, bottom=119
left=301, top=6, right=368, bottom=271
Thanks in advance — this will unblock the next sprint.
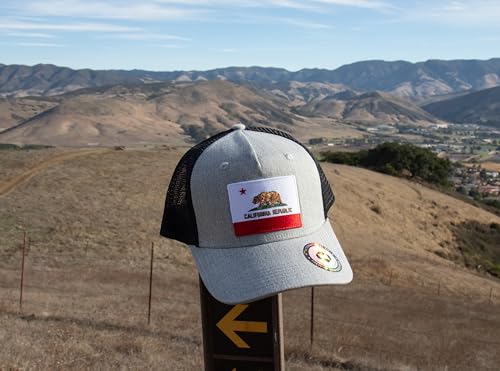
left=0, top=81, right=304, bottom=146
left=0, top=81, right=372, bottom=147
left=0, top=98, right=57, bottom=132
left=463, top=161, right=500, bottom=173
left=479, top=162, right=500, bottom=172
left=1, top=147, right=500, bottom=370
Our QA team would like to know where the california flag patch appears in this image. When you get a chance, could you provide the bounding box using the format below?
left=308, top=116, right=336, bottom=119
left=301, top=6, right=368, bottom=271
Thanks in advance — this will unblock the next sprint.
left=227, top=175, right=302, bottom=236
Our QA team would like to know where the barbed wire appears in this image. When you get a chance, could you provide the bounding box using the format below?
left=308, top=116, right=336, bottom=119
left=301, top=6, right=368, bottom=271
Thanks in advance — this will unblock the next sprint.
left=7, top=282, right=190, bottom=302
left=312, top=338, right=500, bottom=371
left=287, top=278, right=496, bottom=299
left=8, top=262, right=497, bottom=305
left=286, top=310, right=500, bottom=347
left=3, top=288, right=499, bottom=348
left=3, top=247, right=498, bottom=300
left=312, top=337, right=431, bottom=362
left=2, top=277, right=499, bottom=347
left=1, top=268, right=498, bottom=322
left=2, top=267, right=498, bottom=311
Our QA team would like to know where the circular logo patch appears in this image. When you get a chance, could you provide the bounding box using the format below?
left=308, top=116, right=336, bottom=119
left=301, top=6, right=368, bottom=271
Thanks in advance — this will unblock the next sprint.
left=303, top=243, right=342, bottom=272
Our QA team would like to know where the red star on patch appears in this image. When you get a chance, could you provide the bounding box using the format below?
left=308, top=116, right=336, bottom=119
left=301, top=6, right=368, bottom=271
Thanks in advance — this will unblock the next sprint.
left=239, top=188, right=247, bottom=195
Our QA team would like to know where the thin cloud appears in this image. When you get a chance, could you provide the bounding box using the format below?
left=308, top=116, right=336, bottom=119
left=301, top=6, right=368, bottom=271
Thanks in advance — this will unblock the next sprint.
left=154, top=0, right=316, bottom=8
left=115, top=33, right=190, bottom=41
left=14, top=42, right=65, bottom=47
left=394, top=1, right=500, bottom=26
left=156, top=0, right=387, bottom=10
left=0, top=20, right=141, bottom=32
left=157, top=44, right=185, bottom=48
left=19, top=1, right=204, bottom=20
left=3, top=0, right=396, bottom=20
left=3, top=31, right=56, bottom=38
left=312, top=0, right=390, bottom=9
left=242, top=15, right=332, bottom=29
left=280, top=17, right=332, bottom=29
left=267, top=0, right=319, bottom=10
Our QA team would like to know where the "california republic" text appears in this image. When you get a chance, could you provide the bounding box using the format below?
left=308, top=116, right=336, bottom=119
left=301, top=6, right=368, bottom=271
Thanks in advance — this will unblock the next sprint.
left=244, top=207, right=293, bottom=219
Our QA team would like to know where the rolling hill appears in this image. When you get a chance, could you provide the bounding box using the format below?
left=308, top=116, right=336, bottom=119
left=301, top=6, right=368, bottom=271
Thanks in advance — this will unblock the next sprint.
left=423, top=85, right=500, bottom=126
left=0, top=97, right=57, bottom=132
left=0, top=81, right=310, bottom=146
left=259, top=81, right=356, bottom=105
left=0, top=79, right=448, bottom=146
left=298, top=91, right=440, bottom=125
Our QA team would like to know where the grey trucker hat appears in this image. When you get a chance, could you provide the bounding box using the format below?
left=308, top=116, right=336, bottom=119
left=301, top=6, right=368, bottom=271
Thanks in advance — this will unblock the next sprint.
left=160, top=124, right=352, bottom=304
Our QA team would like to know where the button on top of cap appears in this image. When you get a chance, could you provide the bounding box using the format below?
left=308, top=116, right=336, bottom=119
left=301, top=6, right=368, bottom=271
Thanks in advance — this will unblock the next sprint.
left=231, top=123, right=246, bottom=130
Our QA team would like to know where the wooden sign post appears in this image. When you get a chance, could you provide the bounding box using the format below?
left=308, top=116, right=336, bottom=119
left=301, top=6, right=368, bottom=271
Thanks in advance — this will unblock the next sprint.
left=199, top=278, right=284, bottom=371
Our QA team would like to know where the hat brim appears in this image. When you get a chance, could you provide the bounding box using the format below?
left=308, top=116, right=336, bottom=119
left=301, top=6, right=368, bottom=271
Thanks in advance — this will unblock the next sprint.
left=190, top=219, right=353, bottom=304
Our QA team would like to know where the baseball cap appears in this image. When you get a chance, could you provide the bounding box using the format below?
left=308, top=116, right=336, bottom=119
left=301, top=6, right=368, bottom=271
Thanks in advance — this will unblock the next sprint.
left=160, top=124, right=352, bottom=304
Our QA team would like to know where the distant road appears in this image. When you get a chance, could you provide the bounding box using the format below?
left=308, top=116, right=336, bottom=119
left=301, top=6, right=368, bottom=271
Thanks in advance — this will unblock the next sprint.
left=0, top=149, right=109, bottom=197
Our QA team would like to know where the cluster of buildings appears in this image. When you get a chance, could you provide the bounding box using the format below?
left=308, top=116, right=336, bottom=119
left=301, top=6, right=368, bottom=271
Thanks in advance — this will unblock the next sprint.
left=452, top=165, right=500, bottom=198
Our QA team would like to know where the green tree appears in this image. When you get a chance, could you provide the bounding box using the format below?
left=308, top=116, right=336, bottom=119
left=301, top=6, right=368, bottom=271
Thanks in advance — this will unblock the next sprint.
left=322, top=142, right=452, bottom=187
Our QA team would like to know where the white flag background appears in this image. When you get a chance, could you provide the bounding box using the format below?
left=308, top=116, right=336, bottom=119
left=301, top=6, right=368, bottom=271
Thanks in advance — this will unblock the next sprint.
left=226, top=175, right=301, bottom=223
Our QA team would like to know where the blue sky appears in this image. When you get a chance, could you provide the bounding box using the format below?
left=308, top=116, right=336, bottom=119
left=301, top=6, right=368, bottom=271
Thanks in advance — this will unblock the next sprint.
left=1, top=0, right=499, bottom=71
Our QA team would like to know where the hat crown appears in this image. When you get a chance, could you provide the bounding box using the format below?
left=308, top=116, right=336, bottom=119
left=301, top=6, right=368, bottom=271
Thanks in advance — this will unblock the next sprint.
left=160, top=126, right=335, bottom=247
left=191, top=130, right=325, bottom=248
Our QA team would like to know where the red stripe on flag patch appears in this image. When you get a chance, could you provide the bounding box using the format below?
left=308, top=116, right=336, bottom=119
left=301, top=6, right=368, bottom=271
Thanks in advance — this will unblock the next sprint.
left=234, top=214, right=302, bottom=236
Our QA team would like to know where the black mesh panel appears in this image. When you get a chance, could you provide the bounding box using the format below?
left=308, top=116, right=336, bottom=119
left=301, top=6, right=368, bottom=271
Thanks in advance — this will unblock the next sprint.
left=247, top=126, right=335, bottom=218
left=160, top=129, right=233, bottom=244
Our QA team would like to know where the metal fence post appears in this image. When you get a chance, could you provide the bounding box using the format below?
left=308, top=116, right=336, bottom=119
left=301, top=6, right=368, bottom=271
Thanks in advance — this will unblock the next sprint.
left=19, top=231, right=27, bottom=313
left=148, top=242, right=154, bottom=325
left=310, top=286, right=315, bottom=347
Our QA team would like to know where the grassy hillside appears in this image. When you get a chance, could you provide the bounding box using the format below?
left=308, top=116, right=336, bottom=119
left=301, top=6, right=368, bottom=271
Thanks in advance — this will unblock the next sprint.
left=423, top=85, right=500, bottom=126
left=0, top=81, right=362, bottom=146
left=0, top=97, right=57, bottom=132
left=0, top=148, right=499, bottom=370
left=299, top=91, right=440, bottom=125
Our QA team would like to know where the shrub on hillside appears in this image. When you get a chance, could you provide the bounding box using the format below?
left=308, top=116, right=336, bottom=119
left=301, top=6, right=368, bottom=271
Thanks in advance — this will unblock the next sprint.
left=322, top=142, right=452, bottom=187
left=0, top=143, right=20, bottom=150
left=0, top=143, right=52, bottom=150
left=322, top=150, right=366, bottom=166
left=484, top=199, right=500, bottom=210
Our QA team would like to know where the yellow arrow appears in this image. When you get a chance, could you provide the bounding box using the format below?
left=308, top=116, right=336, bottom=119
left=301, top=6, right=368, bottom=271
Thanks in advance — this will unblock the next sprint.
left=216, top=304, right=268, bottom=349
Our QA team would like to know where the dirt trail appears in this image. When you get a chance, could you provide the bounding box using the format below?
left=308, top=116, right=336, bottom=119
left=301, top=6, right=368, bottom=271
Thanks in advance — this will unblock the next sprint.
left=0, top=149, right=109, bottom=197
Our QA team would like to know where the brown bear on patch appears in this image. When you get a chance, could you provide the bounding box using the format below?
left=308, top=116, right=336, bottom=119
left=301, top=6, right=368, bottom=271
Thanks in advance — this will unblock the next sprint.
left=252, top=191, right=283, bottom=208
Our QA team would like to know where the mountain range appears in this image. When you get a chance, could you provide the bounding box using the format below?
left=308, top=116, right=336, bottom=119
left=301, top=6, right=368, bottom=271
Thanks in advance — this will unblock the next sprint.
left=2, top=58, right=500, bottom=99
